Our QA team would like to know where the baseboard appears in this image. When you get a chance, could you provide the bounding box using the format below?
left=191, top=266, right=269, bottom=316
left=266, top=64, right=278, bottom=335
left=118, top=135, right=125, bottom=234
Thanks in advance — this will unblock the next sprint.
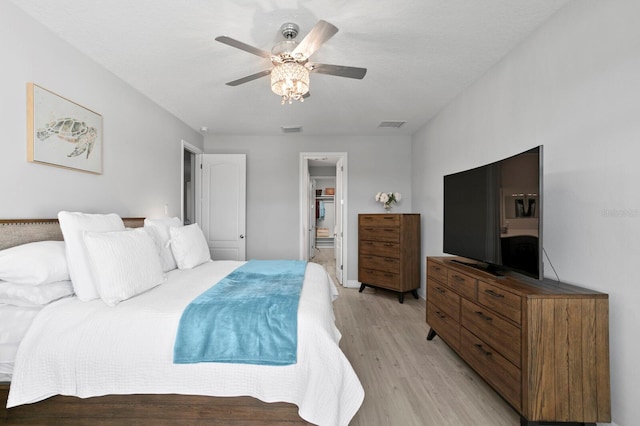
left=344, top=279, right=360, bottom=289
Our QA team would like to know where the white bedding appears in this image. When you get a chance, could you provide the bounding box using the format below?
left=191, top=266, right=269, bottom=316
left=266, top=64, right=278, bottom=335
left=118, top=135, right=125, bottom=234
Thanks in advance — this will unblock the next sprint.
left=7, top=261, right=364, bottom=426
left=0, top=304, right=43, bottom=381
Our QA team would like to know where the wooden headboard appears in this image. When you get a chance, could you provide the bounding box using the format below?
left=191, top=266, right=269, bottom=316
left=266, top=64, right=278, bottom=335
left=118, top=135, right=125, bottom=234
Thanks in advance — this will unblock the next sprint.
left=0, top=218, right=145, bottom=250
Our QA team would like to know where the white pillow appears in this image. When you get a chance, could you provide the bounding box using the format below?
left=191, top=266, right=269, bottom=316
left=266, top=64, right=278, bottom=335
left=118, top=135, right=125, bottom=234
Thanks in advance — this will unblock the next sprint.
left=83, top=228, right=165, bottom=306
left=0, top=280, right=74, bottom=306
left=144, top=217, right=183, bottom=272
left=57, top=211, right=125, bottom=301
left=0, top=241, right=69, bottom=285
left=169, top=223, right=211, bottom=269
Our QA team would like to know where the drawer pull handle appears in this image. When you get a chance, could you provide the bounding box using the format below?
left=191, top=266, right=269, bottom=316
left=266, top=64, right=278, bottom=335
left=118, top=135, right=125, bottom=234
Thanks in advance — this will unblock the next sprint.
left=452, top=275, right=465, bottom=282
left=384, top=273, right=394, bottom=278
left=474, top=311, right=493, bottom=322
left=384, top=229, right=395, bottom=232
left=384, top=216, right=394, bottom=220
left=435, top=287, right=446, bottom=294
left=474, top=343, right=492, bottom=357
left=433, top=266, right=442, bottom=271
left=384, top=243, right=394, bottom=247
left=384, top=259, right=395, bottom=263
left=484, top=289, right=504, bottom=298
left=435, top=311, right=447, bottom=319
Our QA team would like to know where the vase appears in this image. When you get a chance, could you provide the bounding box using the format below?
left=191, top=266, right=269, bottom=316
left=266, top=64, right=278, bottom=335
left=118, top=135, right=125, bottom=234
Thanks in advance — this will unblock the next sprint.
left=384, top=204, right=392, bottom=212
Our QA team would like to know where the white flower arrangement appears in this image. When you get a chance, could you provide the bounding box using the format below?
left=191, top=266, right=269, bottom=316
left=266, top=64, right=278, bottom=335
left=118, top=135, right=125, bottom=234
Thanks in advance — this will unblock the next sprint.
left=375, top=192, right=402, bottom=210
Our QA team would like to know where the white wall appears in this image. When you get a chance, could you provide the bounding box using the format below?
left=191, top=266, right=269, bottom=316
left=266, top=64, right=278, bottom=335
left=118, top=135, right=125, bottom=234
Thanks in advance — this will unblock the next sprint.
left=205, top=134, right=413, bottom=281
left=412, top=1, right=640, bottom=424
left=0, top=1, right=203, bottom=219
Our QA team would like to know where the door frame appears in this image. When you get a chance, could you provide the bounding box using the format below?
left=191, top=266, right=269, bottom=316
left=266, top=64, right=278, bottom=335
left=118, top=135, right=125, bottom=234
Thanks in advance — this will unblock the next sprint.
left=181, top=140, right=202, bottom=225
left=299, top=152, right=348, bottom=284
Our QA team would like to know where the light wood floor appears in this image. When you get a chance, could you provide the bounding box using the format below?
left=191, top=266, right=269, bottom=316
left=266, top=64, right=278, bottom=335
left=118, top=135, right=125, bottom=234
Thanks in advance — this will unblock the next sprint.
left=310, top=249, right=520, bottom=426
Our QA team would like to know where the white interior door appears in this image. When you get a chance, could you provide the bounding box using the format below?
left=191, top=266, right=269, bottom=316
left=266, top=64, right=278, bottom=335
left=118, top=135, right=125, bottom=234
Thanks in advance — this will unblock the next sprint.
left=300, top=157, right=310, bottom=260
left=309, top=177, right=316, bottom=258
left=334, top=158, right=344, bottom=284
left=181, top=140, right=202, bottom=226
left=201, top=154, right=246, bottom=260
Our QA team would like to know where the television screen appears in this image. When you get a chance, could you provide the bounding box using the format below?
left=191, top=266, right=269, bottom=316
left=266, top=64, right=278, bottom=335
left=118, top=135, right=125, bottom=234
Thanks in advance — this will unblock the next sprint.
left=443, top=146, right=542, bottom=279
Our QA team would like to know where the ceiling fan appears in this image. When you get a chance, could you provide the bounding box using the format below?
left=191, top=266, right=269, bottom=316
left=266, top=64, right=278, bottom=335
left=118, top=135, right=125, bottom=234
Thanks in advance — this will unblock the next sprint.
left=215, top=20, right=367, bottom=104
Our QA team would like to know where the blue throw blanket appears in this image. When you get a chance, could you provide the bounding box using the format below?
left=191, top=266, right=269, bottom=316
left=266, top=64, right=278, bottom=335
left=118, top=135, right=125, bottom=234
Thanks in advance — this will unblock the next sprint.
left=173, top=260, right=307, bottom=366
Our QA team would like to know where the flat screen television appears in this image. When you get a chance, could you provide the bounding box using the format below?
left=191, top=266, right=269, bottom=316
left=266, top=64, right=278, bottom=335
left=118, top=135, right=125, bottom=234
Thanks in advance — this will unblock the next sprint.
left=443, top=146, right=542, bottom=279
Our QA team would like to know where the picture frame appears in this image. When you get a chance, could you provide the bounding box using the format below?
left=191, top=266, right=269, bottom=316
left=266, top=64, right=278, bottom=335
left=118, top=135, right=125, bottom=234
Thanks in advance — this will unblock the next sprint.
left=27, top=83, right=102, bottom=174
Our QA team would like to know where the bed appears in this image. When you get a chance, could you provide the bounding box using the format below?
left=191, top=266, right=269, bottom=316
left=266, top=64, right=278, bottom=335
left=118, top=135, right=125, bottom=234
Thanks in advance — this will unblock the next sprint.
left=0, top=217, right=364, bottom=425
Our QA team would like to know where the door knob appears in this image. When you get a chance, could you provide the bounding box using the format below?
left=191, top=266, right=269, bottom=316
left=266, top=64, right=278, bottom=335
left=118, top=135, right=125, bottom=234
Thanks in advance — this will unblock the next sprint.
left=240, top=234, right=245, bottom=239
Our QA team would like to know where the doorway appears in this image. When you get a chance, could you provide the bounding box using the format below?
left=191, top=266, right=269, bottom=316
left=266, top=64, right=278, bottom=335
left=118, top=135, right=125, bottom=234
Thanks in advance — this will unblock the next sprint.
left=299, top=152, right=348, bottom=286
left=181, top=140, right=202, bottom=225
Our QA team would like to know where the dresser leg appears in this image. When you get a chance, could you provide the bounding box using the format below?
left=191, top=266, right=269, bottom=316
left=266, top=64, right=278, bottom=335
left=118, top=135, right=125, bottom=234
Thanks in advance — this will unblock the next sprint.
left=398, top=292, right=404, bottom=304
left=426, top=328, right=437, bottom=341
left=358, top=284, right=366, bottom=293
left=411, top=289, right=419, bottom=299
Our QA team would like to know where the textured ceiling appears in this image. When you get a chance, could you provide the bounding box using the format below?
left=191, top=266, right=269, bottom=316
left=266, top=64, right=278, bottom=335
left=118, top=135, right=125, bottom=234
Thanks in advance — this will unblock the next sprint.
left=10, top=0, right=570, bottom=136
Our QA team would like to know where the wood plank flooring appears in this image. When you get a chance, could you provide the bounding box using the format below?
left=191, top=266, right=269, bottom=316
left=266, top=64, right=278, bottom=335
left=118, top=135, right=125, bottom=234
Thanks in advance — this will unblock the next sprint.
left=311, top=249, right=520, bottom=426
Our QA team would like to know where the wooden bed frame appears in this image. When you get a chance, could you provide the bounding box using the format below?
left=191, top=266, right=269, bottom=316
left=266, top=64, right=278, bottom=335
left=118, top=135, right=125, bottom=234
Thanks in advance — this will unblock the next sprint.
left=0, top=219, right=309, bottom=425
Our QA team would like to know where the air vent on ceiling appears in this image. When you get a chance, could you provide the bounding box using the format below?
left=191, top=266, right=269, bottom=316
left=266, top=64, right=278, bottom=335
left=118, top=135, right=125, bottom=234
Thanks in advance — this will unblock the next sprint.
left=378, top=121, right=406, bottom=129
left=281, top=125, right=303, bottom=133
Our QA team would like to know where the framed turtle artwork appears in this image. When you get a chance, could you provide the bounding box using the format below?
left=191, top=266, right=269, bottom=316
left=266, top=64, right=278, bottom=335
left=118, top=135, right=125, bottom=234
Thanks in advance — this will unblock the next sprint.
left=27, top=83, right=102, bottom=174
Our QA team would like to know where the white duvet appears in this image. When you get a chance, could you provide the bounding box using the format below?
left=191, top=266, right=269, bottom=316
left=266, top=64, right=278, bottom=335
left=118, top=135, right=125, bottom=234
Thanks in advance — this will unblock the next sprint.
left=7, top=261, right=364, bottom=426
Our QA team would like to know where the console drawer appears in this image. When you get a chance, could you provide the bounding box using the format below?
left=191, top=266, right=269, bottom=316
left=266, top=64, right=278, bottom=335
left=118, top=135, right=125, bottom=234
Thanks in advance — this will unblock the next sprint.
left=427, top=302, right=460, bottom=351
left=461, top=299, right=521, bottom=367
left=447, top=270, right=477, bottom=299
left=427, top=260, right=448, bottom=283
left=427, top=281, right=460, bottom=320
left=359, top=240, right=400, bottom=258
left=359, top=254, right=400, bottom=274
left=478, top=280, right=522, bottom=325
left=460, top=328, right=521, bottom=412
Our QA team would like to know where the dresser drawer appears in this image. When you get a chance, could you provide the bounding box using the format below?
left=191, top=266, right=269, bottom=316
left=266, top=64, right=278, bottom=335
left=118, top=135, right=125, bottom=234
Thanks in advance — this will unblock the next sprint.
left=359, top=254, right=400, bottom=274
left=427, top=260, right=448, bottom=283
left=359, top=214, right=400, bottom=227
left=447, top=270, right=476, bottom=299
left=359, top=240, right=400, bottom=258
left=460, top=299, right=521, bottom=367
left=460, top=328, right=521, bottom=412
left=359, top=226, right=400, bottom=243
left=478, top=280, right=522, bottom=325
left=359, top=268, right=400, bottom=290
left=427, top=281, right=460, bottom=320
left=427, top=302, right=460, bottom=351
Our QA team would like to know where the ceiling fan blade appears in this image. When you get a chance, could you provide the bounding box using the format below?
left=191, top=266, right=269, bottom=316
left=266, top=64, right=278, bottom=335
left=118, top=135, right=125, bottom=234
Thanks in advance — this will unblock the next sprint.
left=308, top=63, right=367, bottom=79
left=292, top=20, right=338, bottom=59
left=215, top=36, right=272, bottom=59
left=225, top=69, right=272, bottom=86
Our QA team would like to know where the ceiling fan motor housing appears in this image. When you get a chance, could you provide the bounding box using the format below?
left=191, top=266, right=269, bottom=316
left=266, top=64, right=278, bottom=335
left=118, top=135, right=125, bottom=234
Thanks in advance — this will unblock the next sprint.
left=280, top=23, right=299, bottom=39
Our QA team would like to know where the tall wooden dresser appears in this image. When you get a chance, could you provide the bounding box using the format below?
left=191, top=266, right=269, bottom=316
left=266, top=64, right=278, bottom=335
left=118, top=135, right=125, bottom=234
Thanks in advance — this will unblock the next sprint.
left=358, top=213, right=420, bottom=303
left=426, top=256, right=611, bottom=425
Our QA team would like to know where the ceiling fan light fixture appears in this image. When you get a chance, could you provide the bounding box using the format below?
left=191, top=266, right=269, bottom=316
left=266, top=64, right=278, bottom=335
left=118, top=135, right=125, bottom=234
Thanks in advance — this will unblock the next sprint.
left=271, top=62, right=310, bottom=105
